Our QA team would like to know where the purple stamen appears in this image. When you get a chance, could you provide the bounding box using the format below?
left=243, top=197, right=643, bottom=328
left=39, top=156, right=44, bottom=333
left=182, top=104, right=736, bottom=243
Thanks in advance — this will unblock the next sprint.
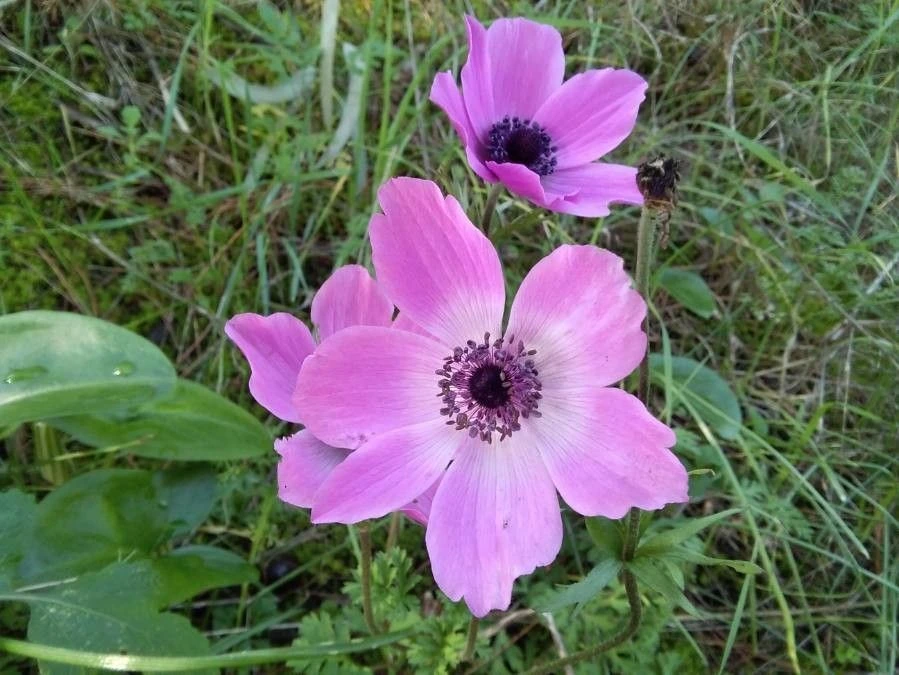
left=486, top=116, right=557, bottom=176
left=436, top=333, right=542, bottom=443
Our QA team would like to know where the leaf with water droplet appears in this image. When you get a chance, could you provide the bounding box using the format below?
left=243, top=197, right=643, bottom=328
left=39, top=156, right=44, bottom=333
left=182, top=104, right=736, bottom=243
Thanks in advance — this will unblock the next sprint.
left=112, top=361, right=136, bottom=377
left=0, top=311, right=175, bottom=427
left=3, top=365, right=48, bottom=385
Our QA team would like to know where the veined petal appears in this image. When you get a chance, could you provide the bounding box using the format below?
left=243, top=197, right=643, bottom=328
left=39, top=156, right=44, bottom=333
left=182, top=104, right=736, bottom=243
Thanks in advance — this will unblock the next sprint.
left=485, top=161, right=547, bottom=205
left=430, top=72, right=494, bottom=182
left=274, top=430, right=349, bottom=508
left=400, top=477, right=440, bottom=526
left=534, top=387, right=688, bottom=518
left=372, top=178, right=504, bottom=347
left=486, top=17, right=564, bottom=119
left=461, top=15, right=495, bottom=141
left=426, top=436, right=562, bottom=617
left=392, top=312, right=436, bottom=340
left=295, top=326, right=443, bottom=449
left=506, top=245, right=647, bottom=390
left=535, top=69, right=647, bottom=169
left=311, top=264, right=393, bottom=340
left=543, top=163, right=644, bottom=217
left=311, top=420, right=460, bottom=524
left=224, top=312, right=315, bottom=423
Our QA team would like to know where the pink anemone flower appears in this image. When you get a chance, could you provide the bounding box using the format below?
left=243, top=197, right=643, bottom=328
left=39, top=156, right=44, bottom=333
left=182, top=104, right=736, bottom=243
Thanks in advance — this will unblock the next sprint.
left=295, top=178, right=688, bottom=616
left=430, top=15, right=647, bottom=217
left=225, top=265, right=436, bottom=525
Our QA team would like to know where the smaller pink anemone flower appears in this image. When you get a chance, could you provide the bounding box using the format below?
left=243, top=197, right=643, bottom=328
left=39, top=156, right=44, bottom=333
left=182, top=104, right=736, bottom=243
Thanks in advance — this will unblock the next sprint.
left=295, top=178, right=688, bottom=617
left=430, top=15, right=647, bottom=217
left=225, top=265, right=436, bottom=525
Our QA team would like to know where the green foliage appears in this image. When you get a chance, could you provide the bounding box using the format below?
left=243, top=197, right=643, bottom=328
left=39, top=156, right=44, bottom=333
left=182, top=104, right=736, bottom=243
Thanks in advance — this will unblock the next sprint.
left=52, top=379, right=271, bottom=461
left=288, top=612, right=370, bottom=674
left=0, top=311, right=175, bottom=428
left=539, top=558, right=622, bottom=613
left=0, top=490, right=37, bottom=591
left=649, top=355, right=743, bottom=440
left=17, top=469, right=170, bottom=585
left=656, top=268, right=718, bottom=319
left=24, top=563, right=213, bottom=675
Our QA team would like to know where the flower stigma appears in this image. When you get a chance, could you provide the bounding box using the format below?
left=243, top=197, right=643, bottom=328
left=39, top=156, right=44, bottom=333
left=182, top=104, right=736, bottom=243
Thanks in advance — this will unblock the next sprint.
left=436, top=333, right=542, bottom=443
left=486, top=117, right=557, bottom=176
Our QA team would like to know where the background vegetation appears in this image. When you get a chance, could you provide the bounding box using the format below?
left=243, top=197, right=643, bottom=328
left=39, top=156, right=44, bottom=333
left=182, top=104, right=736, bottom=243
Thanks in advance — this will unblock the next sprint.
left=1, top=0, right=896, bottom=672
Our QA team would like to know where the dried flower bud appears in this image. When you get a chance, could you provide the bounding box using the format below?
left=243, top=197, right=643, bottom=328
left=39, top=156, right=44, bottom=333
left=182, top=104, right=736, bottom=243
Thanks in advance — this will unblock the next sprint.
left=637, top=155, right=681, bottom=210
left=637, top=155, right=682, bottom=249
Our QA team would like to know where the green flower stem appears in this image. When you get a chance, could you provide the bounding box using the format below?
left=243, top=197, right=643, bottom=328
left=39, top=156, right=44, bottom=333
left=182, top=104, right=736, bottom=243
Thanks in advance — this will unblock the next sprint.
left=526, top=204, right=658, bottom=674
left=358, top=522, right=380, bottom=635
left=634, top=203, right=656, bottom=406
left=461, top=616, right=479, bottom=662
left=0, top=629, right=418, bottom=671
left=481, top=183, right=504, bottom=235
left=385, top=512, right=401, bottom=551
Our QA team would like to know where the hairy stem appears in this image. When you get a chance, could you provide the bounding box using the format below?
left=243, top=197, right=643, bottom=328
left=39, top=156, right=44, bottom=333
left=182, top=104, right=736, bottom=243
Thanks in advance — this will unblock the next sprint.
left=481, top=183, right=504, bottom=235
left=358, top=522, right=379, bottom=635
left=385, top=512, right=401, bottom=551
left=462, top=617, right=479, bottom=662
left=634, top=204, right=656, bottom=405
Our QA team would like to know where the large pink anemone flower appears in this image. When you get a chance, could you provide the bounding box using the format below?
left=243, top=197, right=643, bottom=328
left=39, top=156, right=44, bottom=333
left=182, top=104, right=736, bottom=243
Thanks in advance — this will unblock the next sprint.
left=295, top=178, right=688, bottom=616
left=430, top=15, right=647, bottom=217
left=225, top=265, right=435, bottom=525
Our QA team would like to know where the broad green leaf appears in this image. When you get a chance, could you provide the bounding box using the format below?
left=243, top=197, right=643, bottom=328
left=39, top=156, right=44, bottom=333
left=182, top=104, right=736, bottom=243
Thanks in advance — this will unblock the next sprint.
left=667, top=550, right=762, bottom=575
left=18, top=469, right=169, bottom=584
left=51, top=379, right=270, bottom=461
left=0, top=489, right=37, bottom=590
left=149, top=546, right=258, bottom=607
left=637, top=509, right=742, bottom=558
left=629, top=557, right=700, bottom=616
left=539, top=558, right=621, bottom=613
left=649, top=355, right=743, bottom=439
left=585, top=517, right=624, bottom=560
left=23, top=562, right=212, bottom=675
left=657, top=268, right=717, bottom=318
left=153, top=465, right=219, bottom=538
left=0, top=311, right=176, bottom=428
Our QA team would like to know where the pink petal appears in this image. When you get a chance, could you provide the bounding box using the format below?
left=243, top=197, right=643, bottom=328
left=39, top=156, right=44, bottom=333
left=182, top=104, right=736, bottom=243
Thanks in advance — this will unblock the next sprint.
left=311, top=421, right=460, bottom=524
left=426, top=435, right=562, bottom=617
left=392, top=312, right=436, bottom=340
left=400, top=478, right=440, bottom=526
left=534, top=69, right=647, bottom=169
left=372, top=178, right=504, bottom=347
left=274, top=430, right=350, bottom=508
left=533, top=387, right=688, bottom=518
left=486, top=17, right=564, bottom=119
left=294, top=325, right=444, bottom=449
left=506, top=245, right=647, bottom=389
left=430, top=72, right=495, bottom=183
left=542, top=163, right=644, bottom=217
left=485, top=160, right=547, bottom=205
left=224, top=313, right=315, bottom=423
left=311, top=264, right=393, bottom=341
left=460, top=16, right=495, bottom=141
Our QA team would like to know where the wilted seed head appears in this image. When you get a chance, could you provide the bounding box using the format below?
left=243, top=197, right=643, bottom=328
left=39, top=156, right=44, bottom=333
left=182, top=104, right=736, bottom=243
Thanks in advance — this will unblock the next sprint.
left=637, top=155, right=681, bottom=210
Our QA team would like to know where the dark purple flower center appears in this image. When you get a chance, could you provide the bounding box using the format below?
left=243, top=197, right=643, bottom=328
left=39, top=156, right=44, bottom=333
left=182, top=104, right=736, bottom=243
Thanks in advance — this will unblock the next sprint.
left=486, top=116, right=557, bottom=176
left=436, top=333, right=542, bottom=443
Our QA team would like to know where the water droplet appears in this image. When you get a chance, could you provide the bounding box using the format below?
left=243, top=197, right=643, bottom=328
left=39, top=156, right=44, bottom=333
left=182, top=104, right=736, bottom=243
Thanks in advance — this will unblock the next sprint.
left=3, top=365, right=48, bottom=384
left=112, top=361, right=136, bottom=377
